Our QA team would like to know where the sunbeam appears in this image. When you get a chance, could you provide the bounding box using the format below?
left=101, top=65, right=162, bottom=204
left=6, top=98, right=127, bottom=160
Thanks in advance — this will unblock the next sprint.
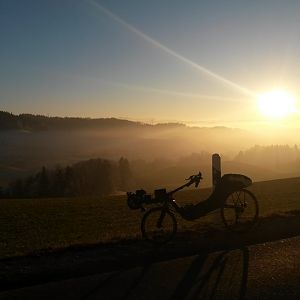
left=86, top=76, right=244, bottom=102
left=36, top=67, right=243, bottom=103
left=86, top=0, right=257, bottom=98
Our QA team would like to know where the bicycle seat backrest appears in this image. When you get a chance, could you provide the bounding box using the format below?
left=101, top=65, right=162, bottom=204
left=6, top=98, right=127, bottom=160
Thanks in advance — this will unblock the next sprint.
left=218, top=174, right=252, bottom=192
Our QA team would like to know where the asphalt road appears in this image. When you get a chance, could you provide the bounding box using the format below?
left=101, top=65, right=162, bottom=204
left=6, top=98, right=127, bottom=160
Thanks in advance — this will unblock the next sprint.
left=0, top=235, right=299, bottom=300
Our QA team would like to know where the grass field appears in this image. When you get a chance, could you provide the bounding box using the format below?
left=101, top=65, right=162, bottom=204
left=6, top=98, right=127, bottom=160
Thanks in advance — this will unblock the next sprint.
left=0, top=177, right=300, bottom=259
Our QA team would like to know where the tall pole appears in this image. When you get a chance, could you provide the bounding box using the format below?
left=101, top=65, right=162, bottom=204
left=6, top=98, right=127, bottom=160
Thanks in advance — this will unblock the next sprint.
left=212, top=153, right=221, bottom=189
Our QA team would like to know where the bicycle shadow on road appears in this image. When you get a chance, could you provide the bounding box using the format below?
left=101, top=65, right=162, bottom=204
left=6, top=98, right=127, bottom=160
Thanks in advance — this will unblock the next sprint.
left=2, top=212, right=299, bottom=299
left=79, top=262, right=153, bottom=300
left=170, top=247, right=249, bottom=300
left=79, top=247, right=249, bottom=300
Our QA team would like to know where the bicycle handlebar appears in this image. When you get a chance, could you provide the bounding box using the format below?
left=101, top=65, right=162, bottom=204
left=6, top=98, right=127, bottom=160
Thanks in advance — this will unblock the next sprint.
left=185, top=171, right=203, bottom=187
left=164, top=171, right=203, bottom=196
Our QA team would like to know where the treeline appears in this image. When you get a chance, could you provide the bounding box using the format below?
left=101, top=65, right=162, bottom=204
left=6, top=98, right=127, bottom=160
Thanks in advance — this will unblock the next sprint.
left=234, top=144, right=300, bottom=169
left=0, top=111, right=138, bottom=131
left=0, top=157, right=133, bottom=199
left=0, top=111, right=185, bottom=131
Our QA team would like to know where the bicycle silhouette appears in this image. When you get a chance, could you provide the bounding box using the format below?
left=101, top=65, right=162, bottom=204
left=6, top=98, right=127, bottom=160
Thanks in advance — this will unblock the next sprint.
left=127, top=172, right=259, bottom=244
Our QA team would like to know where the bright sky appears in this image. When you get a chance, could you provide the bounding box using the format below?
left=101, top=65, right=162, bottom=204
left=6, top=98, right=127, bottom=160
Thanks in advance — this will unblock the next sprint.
left=1, top=0, right=300, bottom=127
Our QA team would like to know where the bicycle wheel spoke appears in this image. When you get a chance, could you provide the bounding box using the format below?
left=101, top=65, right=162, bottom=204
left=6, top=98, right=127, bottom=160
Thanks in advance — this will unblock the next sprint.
left=221, top=189, right=258, bottom=232
left=141, top=207, right=177, bottom=244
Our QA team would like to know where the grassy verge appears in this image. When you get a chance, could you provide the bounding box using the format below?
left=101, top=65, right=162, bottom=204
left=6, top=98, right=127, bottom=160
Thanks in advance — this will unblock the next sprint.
left=0, top=177, right=300, bottom=258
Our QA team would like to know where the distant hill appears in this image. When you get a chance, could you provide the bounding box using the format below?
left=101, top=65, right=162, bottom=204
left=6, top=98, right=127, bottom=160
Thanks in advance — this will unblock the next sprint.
left=0, top=111, right=186, bottom=131
left=1, top=111, right=300, bottom=188
left=233, top=144, right=300, bottom=175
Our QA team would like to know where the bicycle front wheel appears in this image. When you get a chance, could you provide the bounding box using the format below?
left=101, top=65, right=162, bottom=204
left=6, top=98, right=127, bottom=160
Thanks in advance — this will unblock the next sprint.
left=141, top=207, right=177, bottom=244
left=221, top=189, right=259, bottom=232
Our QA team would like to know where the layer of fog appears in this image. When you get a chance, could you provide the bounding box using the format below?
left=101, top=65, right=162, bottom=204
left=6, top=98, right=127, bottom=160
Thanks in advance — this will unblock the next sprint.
left=1, top=126, right=299, bottom=189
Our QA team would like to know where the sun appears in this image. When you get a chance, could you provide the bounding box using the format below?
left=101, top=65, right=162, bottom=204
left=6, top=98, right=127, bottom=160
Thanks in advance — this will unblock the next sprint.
left=257, top=90, right=297, bottom=118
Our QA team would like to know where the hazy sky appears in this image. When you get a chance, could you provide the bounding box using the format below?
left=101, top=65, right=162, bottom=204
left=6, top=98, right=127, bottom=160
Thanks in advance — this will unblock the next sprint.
left=1, top=0, right=300, bottom=127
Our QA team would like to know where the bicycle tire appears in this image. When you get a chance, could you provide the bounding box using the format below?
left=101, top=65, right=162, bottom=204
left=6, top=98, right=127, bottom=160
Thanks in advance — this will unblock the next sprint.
left=221, top=189, right=259, bottom=232
left=141, top=207, right=177, bottom=244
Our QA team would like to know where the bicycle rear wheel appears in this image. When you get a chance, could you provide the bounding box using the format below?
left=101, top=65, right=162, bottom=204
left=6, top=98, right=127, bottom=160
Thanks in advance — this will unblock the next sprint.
left=221, top=189, right=259, bottom=232
left=141, top=207, right=177, bottom=244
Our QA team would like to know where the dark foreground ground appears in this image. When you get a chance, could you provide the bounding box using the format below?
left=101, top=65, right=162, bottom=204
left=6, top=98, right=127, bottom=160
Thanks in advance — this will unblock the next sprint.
left=0, top=212, right=300, bottom=299
left=1, top=236, right=299, bottom=300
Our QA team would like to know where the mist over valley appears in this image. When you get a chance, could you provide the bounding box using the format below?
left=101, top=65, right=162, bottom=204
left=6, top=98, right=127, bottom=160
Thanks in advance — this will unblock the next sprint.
left=1, top=112, right=299, bottom=193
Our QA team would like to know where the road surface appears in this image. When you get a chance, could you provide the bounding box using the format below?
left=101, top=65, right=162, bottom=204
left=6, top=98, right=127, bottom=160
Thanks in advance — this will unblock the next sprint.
left=0, top=235, right=299, bottom=299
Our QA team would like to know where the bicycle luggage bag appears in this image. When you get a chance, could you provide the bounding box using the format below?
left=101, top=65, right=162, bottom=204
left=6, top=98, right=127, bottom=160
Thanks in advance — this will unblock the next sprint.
left=154, top=188, right=168, bottom=201
left=127, top=189, right=152, bottom=209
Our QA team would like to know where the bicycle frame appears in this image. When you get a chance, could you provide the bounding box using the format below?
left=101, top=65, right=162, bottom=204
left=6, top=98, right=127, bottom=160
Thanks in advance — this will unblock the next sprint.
left=140, top=173, right=258, bottom=244
left=165, top=181, right=199, bottom=217
left=156, top=175, right=251, bottom=221
left=160, top=192, right=212, bottom=221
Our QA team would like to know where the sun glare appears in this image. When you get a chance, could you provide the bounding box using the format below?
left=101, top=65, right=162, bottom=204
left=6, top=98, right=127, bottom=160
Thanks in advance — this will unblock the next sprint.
left=257, top=90, right=297, bottom=118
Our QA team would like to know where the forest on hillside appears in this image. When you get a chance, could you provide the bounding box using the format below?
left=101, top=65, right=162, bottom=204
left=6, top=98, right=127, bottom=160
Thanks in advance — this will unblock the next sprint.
left=1, top=144, right=300, bottom=199
left=0, top=157, right=133, bottom=199
left=1, top=112, right=300, bottom=198
left=0, top=111, right=184, bottom=131
left=234, top=144, right=300, bottom=170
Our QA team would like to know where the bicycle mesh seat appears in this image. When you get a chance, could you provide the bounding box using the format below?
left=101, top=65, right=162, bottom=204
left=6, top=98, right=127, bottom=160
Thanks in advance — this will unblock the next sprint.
left=219, top=174, right=252, bottom=191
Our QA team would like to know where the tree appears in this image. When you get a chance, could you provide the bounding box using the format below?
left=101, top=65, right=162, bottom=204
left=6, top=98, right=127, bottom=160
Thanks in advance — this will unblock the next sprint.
left=37, top=166, right=49, bottom=197
left=64, top=166, right=74, bottom=196
left=52, top=166, right=65, bottom=197
left=97, top=159, right=114, bottom=195
left=24, top=175, right=36, bottom=198
left=10, top=179, right=25, bottom=198
left=118, top=157, right=132, bottom=191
